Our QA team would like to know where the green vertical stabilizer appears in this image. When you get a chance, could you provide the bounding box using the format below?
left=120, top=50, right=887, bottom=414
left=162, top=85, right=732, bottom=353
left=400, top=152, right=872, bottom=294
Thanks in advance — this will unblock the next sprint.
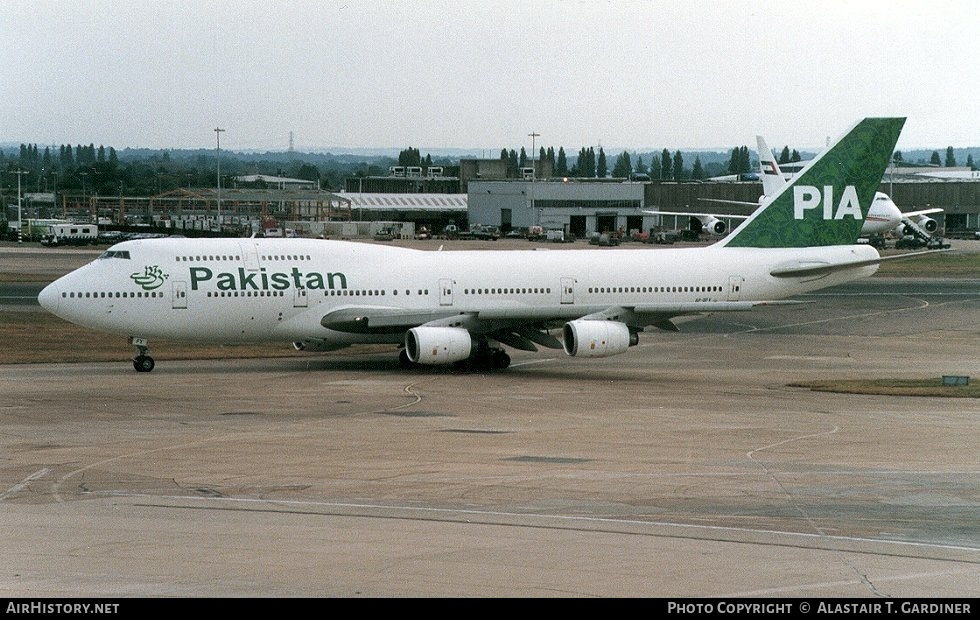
left=723, top=117, right=905, bottom=248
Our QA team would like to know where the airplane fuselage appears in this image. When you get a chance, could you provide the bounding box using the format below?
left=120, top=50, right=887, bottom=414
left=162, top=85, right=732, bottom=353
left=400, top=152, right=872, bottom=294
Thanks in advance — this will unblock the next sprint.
left=39, top=237, right=879, bottom=346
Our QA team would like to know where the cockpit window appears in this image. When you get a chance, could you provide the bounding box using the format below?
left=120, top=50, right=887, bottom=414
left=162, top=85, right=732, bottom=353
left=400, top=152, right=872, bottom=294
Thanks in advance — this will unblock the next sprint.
left=98, top=250, right=131, bottom=259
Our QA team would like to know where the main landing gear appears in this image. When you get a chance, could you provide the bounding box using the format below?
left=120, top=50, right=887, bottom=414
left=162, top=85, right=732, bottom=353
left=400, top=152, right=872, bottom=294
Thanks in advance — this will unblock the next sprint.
left=453, top=346, right=511, bottom=371
left=476, top=348, right=511, bottom=370
left=130, top=336, right=155, bottom=372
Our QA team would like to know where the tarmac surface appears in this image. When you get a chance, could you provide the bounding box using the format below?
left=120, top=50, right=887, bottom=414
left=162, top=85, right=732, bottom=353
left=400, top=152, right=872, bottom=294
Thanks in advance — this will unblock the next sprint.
left=0, top=240, right=977, bottom=598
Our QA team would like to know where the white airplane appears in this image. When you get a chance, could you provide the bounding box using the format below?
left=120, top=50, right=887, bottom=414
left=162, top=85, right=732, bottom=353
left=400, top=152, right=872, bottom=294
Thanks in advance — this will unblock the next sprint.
left=681, top=137, right=943, bottom=238
left=40, top=117, right=920, bottom=372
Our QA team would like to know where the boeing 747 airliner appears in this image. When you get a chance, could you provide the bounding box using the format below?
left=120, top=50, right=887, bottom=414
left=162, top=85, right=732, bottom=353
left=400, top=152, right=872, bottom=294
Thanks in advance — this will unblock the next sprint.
left=40, top=117, right=908, bottom=372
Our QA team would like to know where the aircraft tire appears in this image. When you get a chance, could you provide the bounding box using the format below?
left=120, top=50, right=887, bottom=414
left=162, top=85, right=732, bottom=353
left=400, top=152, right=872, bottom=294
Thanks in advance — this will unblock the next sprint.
left=133, top=355, right=155, bottom=373
left=491, top=350, right=511, bottom=370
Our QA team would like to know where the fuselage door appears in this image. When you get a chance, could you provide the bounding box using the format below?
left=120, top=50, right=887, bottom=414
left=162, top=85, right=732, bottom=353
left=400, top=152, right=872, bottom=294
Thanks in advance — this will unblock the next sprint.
left=560, top=277, right=575, bottom=304
left=439, top=278, right=454, bottom=306
left=294, top=287, right=308, bottom=308
left=172, top=280, right=188, bottom=309
left=727, top=275, right=743, bottom=301
left=240, top=240, right=260, bottom=272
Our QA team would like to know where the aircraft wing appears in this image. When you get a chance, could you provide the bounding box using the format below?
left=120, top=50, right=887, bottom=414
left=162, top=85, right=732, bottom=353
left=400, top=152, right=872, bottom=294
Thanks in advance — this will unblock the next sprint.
left=697, top=198, right=758, bottom=209
left=577, top=301, right=804, bottom=332
left=903, top=207, right=944, bottom=218
left=321, top=300, right=805, bottom=344
left=645, top=210, right=748, bottom=219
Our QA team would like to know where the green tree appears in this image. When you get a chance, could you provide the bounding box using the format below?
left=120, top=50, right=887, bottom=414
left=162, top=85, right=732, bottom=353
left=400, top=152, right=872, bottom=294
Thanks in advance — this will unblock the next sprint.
left=945, top=146, right=956, bottom=167
left=295, top=163, right=321, bottom=182
left=672, top=150, right=684, bottom=181
left=398, top=147, right=421, bottom=166
left=691, top=155, right=704, bottom=180
left=556, top=147, right=568, bottom=175
left=596, top=148, right=608, bottom=178
left=649, top=153, right=661, bottom=180
left=612, top=151, right=632, bottom=178
left=778, top=146, right=790, bottom=164
left=727, top=146, right=750, bottom=174
left=791, top=149, right=801, bottom=162
left=967, top=154, right=975, bottom=170
left=661, top=148, right=672, bottom=180
left=576, top=147, right=596, bottom=177
left=930, top=151, right=941, bottom=166
left=60, top=144, right=74, bottom=169
left=635, top=155, right=647, bottom=175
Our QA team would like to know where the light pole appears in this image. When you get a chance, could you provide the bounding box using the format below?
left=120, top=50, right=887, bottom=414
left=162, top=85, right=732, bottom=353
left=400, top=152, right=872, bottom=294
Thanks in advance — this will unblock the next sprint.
left=52, top=171, right=60, bottom=217
left=13, top=170, right=28, bottom=243
left=529, top=131, right=539, bottom=227
left=80, top=171, right=88, bottom=213
left=214, top=127, right=225, bottom=234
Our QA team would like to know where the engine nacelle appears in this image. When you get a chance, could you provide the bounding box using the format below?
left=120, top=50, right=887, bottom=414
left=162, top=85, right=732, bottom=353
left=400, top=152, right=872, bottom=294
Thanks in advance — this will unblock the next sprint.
left=562, top=320, right=634, bottom=358
left=902, top=217, right=938, bottom=235
left=702, top=216, right=728, bottom=235
left=916, top=216, right=938, bottom=233
left=405, top=326, right=473, bottom=365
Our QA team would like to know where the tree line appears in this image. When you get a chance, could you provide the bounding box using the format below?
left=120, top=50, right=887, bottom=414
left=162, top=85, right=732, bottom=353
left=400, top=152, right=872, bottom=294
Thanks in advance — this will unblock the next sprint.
left=3, top=140, right=974, bottom=200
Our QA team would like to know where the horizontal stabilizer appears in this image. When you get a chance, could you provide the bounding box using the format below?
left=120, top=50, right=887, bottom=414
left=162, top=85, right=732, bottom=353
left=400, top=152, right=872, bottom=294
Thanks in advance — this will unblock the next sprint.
left=770, top=249, right=951, bottom=278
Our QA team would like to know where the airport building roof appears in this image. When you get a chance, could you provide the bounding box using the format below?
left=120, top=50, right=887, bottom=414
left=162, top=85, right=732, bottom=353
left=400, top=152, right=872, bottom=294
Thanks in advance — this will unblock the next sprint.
left=337, top=192, right=468, bottom=212
left=233, top=174, right=317, bottom=189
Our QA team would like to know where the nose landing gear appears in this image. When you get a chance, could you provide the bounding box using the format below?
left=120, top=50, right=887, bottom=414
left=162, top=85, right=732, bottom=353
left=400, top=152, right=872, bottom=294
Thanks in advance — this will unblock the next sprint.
left=130, top=336, right=155, bottom=372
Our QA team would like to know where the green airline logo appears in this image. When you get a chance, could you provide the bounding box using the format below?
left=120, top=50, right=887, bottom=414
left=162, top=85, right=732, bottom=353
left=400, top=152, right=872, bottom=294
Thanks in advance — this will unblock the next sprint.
left=793, top=186, right=863, bottom=220
left=131, top=266, right=169, bottom=290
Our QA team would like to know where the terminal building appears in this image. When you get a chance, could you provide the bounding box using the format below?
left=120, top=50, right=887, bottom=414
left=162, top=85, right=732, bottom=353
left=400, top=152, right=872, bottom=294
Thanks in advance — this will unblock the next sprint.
left=467, top=180, right=648, bottom=238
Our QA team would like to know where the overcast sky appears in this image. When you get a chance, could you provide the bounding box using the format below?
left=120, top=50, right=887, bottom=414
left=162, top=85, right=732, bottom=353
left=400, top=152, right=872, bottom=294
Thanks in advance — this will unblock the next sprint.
left=2, top=0, right=977, bottom=154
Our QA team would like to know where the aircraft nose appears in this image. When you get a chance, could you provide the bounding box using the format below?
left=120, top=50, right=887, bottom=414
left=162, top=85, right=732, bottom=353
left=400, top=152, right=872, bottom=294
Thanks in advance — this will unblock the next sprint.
left=38, top=281, right=61, bottom=315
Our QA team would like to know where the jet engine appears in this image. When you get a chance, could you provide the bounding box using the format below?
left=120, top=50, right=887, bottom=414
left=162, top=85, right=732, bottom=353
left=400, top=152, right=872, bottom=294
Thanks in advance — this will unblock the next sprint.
left=913, top=216, right=938, bottom=233
left=701, top=216, right=728, bottom=235
left=405, top=326, right=473, bottom=365
left=562, top=320, right=635, bottom=358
